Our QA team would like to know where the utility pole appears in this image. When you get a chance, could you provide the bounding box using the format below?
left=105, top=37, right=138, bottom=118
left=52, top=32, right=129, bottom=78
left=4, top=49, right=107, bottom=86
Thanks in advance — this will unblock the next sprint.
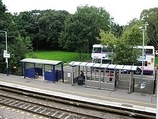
left=0, top=30, right=10, bottom=76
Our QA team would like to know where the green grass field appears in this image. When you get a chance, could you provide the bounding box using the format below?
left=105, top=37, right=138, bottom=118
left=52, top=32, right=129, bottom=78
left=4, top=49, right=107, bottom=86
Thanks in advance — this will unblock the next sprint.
left=26, top=51, right=158, bottom=66
left=26, top=51, right=91, bottom=63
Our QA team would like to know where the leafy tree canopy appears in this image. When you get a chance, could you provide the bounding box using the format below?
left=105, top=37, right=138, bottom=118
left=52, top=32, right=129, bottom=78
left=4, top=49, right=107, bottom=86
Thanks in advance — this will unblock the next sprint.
left=140, top=7, right=158, bottom=48
left=59, top=5, right=111, bottom=60
left=97, top=29, right=117, bottom=49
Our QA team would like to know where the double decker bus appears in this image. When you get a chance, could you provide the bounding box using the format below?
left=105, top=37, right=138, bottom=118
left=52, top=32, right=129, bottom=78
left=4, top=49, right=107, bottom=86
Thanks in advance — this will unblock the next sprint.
left=91, top=44, right=155, bottom=74
left=134, top=46, right=155, bottom=74
left=91, top=44, right=114, bottom=64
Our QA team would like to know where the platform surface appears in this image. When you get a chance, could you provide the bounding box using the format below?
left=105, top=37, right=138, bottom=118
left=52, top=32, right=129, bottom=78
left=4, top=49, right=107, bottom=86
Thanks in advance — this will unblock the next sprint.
left=0, top=73, right=156, bottom=114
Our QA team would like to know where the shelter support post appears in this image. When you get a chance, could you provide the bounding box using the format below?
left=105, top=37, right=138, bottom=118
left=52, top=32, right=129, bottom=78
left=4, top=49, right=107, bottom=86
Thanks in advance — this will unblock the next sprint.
left=33, top=63, right=35, bottom=69
left=85, top=66, right=87, bottom=85
left=43, top=64, right=45, bottom=80
left=71, top=67, right=74, bottom=86
left=128, top=72, right=134, bottom=93
left=52, top=65, right=55, bottom=81
left=113, top=70, right=116, bottom=90
left=99, top=70, right=101, bottom=88
left=23, top=62, right=26, bottom=78
left=61, top=63, right=64, bottom=83
left=78, top=66, right=80, bottom=76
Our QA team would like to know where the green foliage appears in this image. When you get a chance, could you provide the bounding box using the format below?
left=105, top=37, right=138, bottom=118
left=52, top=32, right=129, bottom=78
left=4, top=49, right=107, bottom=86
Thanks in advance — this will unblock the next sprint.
left=155, top=57, right=158, bottom=65
left=121, top=25, right=143, bottom=46
left=59, top=5, right=111, bottom=60
left=110, top=22, right=123, bottom=38
left=97, top=30, right=117, bottom=48
left=140, top=7, right=158, bottom=48
left=113, top=40, right=139, bottom=64
left=0, top=44, right=5, bottom=73
left=1, top=0, right=158, bottom=75
left=111, top=21, right=149, bottom=65
left=9, top=35, right=32, bottom=68
left=15, top=10, right=70, bottom=50
left=0, top=0, right=6, bottom=17
left=38, top=10, right=70, bottom=50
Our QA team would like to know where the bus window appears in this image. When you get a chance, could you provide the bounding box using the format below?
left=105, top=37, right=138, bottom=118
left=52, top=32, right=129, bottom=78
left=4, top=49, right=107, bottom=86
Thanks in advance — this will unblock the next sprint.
left=135, top=61, right=147, bottom=66
left=93, top=59, right=101, bottom=63
left=145, top=49, right=153, bottom=54
left=93, top=47, right=101, bottom=53
left=145, top=61, right=147, bottom=66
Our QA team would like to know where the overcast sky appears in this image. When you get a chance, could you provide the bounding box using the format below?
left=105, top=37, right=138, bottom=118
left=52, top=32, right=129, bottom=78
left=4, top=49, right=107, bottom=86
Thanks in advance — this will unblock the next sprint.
left=2, top=0, right=158, bottom=25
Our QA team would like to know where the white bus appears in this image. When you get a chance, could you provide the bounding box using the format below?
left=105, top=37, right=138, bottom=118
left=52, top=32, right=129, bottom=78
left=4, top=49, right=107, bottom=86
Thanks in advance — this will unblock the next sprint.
left=91, top=44, right=114, bottom=64
left=91, top=44, right=155, bottom=74
left=134, top=46, right=155, bottom=74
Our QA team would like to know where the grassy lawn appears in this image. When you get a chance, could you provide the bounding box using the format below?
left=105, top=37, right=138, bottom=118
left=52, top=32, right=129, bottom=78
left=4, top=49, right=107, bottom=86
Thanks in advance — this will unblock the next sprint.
left=26, top=51, right=91, bottom=63
left=26, top=51, right=158, bottom=66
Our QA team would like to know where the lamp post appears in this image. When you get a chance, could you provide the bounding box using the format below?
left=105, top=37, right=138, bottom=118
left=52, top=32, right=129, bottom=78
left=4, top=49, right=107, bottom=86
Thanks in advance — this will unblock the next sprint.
left=139, top=22, right=148, bottom=81
left=0, top=30, right=9, bottom=76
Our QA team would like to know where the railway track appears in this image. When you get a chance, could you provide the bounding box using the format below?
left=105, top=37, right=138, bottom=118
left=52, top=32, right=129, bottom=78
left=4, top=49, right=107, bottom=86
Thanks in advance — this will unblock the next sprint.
left=0, top=85, right=156, bottom=119
left=0, top=94, right=104, bottom=119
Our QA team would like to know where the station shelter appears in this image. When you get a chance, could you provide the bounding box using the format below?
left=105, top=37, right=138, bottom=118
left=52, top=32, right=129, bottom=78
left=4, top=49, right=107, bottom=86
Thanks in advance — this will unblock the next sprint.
left=69, top=61, right=138, bottom=93
left=21, top=58, right=64, bottom=82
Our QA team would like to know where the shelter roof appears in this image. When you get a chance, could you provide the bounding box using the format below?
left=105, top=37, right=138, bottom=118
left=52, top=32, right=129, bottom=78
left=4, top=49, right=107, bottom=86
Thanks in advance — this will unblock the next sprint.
left=21, top=58, right=62, bottom=65
left=69, top=61, right=138, bottom=71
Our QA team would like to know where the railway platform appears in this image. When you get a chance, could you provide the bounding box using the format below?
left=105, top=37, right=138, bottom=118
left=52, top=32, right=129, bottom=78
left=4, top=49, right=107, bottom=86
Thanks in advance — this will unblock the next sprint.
left=0, top=73, right=156, bottom=115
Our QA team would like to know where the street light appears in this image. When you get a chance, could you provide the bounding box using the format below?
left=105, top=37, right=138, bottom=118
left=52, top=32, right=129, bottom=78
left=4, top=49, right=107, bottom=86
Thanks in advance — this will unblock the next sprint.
left=139, top=22, right=148, bottom=82
left=0, top=30, right=9, bottom=76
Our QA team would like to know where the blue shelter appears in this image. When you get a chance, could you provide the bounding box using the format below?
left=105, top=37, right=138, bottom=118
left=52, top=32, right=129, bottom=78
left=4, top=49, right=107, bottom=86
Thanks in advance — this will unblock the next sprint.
left=21, top=58, right=64, bottom=82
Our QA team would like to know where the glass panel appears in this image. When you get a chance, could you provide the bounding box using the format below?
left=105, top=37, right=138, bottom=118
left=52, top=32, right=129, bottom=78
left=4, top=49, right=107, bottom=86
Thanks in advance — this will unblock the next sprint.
left=145, top=49, right=153, bottom=54
left=93, top=59, right=101, bottom=63
left=93, top=47, right=101, bottom=53
left=135, top=61, right=147, bottom=66
left=102, top=59, right=111, bottom=64
left=136, top=48, right=153, bottom=55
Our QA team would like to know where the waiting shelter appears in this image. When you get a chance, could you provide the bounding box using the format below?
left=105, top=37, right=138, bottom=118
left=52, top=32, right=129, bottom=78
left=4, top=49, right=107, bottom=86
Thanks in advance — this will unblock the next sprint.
left=69, top=61, right=138, bottom=93
left=21, top=58, right=64, bottom=82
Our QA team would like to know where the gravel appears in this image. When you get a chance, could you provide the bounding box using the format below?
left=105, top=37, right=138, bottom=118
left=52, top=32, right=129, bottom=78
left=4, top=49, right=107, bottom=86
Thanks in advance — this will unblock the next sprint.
left=0, top=90, right=134, bottom=119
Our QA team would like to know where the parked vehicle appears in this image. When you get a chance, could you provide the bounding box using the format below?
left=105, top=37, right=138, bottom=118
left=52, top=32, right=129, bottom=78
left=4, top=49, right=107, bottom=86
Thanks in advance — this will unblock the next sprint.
left=91, top=44, right=155, bottom=75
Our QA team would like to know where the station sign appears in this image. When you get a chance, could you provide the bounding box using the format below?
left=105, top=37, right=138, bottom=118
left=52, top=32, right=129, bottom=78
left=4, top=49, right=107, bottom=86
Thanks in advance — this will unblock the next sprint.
left=3, top=50, right=10, bottom=58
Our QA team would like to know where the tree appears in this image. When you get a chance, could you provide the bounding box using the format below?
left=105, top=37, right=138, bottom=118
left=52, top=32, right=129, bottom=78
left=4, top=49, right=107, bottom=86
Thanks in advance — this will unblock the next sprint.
left=113, top=40, right=139, bottom=65
left=38, top=10, right=70, bottom=50
left=15, top=9, right=70, bottom=50
left=140, top=7, right=158, bottom=48
left=113, top=24, right=143, bottom=64
left=0, top=0, right=7, bottom=29
left=97, top=29, right=117, bottom=48
left=0, top=0, right=33, bottom=74
left=59, top=5, right=111, bottom=60
left=110, top=21, right=123, bottom=38
left=97, top=21, right=144, bottom=65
